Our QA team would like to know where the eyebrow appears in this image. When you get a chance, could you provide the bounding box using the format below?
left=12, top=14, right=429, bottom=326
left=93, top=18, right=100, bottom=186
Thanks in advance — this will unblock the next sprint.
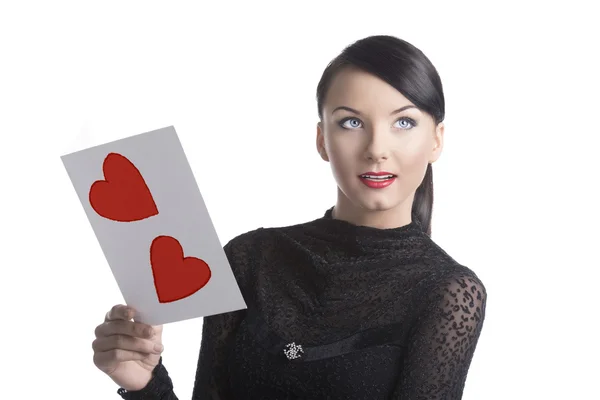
left=331, top=105, right=417, bottom=116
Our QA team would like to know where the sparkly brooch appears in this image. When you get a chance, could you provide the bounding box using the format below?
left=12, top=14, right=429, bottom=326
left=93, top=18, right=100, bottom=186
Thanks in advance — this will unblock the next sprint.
left=283, top=342, right=304, bottom=360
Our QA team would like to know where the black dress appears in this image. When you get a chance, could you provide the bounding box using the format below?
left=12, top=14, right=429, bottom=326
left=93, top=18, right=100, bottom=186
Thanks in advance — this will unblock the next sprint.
left=118, top=208, right=487, bottom=399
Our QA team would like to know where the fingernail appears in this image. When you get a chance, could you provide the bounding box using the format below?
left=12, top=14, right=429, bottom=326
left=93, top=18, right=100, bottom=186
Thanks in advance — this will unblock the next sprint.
left=154, top=343, right=164, bottom=353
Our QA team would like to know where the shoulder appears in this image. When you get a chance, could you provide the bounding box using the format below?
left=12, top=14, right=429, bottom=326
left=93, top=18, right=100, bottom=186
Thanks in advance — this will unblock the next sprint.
left=221, top=224, right=304, bottom=296
left=419, top=234, right=486, bottom=287
left=422, top=263, right=488, bottom=332
left=417, top=236, right=488, bottom=308
left=438, top=265, right=487, bottom=306
left=223, top=227, right=267, bottom=253
left=223, top=217, right=315, bottom=253
left=223, top=224, right=293, bottom=252
left=222, top=223, right=301, bottom=270
left=222, top=227, right=268, bottom=269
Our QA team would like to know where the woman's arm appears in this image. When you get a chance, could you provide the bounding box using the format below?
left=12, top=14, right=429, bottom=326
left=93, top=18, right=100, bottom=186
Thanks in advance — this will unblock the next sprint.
left=191, top=235, right=252, bottom=399
left=118, top=237, right=251, bottom=400
left=116, top=358, right=177, bottom=399
left=391, top=270, right=487, bottom=399
left=191, top=308, right=247, bottom=399
left=118, top=309, right=246, bottom=400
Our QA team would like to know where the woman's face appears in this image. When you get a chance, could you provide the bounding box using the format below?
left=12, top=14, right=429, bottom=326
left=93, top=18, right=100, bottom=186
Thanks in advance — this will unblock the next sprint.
left=317, top=67, right=444, bottom=220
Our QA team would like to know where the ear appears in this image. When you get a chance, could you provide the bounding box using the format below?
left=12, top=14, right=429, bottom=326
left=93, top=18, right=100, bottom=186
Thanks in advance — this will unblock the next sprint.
left=429, top=122, right=444, bottom=163
left=316, top=122, right=329, bottom=162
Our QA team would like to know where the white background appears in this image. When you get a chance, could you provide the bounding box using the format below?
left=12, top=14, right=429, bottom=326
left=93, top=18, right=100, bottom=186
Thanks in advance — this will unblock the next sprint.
left=1, top=1, right=598, bottom=399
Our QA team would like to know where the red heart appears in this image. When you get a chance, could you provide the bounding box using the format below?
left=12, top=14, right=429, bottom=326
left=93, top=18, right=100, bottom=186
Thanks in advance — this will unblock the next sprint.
left=150, top=235, right=212, bottom=303
left=89, top=153, right=158, bottom=222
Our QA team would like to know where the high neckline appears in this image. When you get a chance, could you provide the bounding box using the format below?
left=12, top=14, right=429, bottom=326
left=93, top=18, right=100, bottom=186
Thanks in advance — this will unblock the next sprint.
left=292, top=207, right=427, bottom=251
left=320, top=206, right=423, bottom=235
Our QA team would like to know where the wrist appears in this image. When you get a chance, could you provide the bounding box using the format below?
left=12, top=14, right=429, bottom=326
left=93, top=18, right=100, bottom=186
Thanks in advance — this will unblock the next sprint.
left=117, top=369, right=153, bottom=392
left=117, top=359, right=173, bottom=400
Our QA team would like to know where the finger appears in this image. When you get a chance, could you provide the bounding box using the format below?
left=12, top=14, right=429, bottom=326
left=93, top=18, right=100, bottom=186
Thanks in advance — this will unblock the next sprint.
left=93, top=348, right=148, bottom=369
left=105, top=305, right=129, bottom=322
left=92, top=334, right=163, bottom=355
left=105, top=305, right=137, bottom=322
left=95, top=319, right=155, bottom=339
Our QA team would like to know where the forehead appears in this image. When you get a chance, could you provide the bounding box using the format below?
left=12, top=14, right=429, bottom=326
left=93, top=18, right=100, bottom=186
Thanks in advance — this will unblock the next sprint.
left=324, top=67, right=413, bottom=111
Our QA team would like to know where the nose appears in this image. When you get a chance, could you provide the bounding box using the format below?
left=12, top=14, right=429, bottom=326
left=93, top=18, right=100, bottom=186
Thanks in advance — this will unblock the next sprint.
left=363, top=128, right=390, bottom=163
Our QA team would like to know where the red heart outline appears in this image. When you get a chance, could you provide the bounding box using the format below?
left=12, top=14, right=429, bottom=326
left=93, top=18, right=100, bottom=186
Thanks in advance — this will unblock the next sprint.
left=89, top=153, right=158, bottom=222
left=150, top=235, right=212, bottom=303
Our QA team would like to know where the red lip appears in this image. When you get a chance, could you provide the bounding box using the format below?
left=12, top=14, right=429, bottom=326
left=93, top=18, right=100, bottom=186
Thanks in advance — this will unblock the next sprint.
left=358, top=171, right=397, bottom=189
left=360, top=171, right=395, bottom=176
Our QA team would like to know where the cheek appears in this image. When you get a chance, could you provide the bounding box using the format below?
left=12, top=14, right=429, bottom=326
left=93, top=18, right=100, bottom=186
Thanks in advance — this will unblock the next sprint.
left=397, top=149, right=427, bottom=167
left=392, top=142, right=431, bottom=180
left=325, top=135, right=360, bottom=166
left=399, top=131, right=433, bottom=156
left=399, top=158, right=428, bottom=185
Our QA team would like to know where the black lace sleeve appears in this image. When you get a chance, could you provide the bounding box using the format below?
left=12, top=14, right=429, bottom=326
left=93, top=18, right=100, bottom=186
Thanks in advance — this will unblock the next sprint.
left=391, top=270, right=487, bottom=399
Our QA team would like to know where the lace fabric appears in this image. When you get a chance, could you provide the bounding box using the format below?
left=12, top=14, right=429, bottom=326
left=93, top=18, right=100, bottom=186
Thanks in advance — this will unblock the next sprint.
left=120, top=208, right=487, bottom=399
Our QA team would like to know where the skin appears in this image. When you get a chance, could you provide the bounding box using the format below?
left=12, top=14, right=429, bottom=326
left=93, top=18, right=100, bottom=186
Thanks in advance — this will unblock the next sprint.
left=92, top=305, right=163, bottom=391
left=317, top=66, right=445, bottom=229
left=92, top=66, right=446, bottom=391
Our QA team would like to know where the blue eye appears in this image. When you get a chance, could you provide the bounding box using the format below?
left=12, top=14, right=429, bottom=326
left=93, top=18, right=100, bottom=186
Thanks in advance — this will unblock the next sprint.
left=394, top=117, right=416, bottom=129
left=338, top=116, right=417, bottom=130
left=339, top=117, right=362, bottom=129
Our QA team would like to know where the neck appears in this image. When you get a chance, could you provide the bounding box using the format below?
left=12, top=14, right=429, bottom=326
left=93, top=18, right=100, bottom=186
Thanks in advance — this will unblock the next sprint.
left=333, top=196, right=413, bottom=230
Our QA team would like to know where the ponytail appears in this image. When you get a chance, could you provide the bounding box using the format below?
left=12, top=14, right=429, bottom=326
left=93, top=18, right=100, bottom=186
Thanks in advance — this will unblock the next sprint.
left=411, top=163, right=433, bottom=236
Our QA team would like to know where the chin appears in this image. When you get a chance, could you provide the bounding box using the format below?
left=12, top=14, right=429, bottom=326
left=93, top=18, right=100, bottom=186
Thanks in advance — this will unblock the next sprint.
left=360, top=199, right=398, bottom=212
left=337, top=182, right=409, bottom=213
left=350, top=193, right=402, bottom=212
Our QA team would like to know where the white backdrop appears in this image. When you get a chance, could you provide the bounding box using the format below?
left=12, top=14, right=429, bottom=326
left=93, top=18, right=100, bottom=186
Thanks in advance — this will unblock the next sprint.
left=1, top=1, right=598, bottom=399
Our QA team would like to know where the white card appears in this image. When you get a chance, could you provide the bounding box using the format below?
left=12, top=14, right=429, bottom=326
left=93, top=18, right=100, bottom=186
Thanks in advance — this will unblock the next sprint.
left=61, top=126, right=247, bottom=325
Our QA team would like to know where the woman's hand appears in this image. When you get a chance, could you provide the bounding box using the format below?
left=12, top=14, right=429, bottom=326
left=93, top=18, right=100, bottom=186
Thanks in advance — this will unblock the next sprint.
left=92, top=304, right=164, bottom=391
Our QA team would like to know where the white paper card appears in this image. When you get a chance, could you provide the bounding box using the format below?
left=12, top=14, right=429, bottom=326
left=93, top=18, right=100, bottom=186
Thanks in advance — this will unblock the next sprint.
left=61, top=125, right=247, bottom=325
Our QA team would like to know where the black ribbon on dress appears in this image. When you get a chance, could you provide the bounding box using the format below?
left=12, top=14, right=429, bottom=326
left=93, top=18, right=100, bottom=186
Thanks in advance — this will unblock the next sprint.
left=244, top=308, right=409, bottom=363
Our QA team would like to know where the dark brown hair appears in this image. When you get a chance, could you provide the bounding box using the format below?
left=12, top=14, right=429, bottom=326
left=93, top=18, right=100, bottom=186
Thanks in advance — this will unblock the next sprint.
left=316, top=35, right=445, bottom=236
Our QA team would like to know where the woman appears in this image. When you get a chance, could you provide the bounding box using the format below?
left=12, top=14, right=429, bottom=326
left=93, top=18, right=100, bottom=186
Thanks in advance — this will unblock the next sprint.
left=92, top=35, right=487, bottom=399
